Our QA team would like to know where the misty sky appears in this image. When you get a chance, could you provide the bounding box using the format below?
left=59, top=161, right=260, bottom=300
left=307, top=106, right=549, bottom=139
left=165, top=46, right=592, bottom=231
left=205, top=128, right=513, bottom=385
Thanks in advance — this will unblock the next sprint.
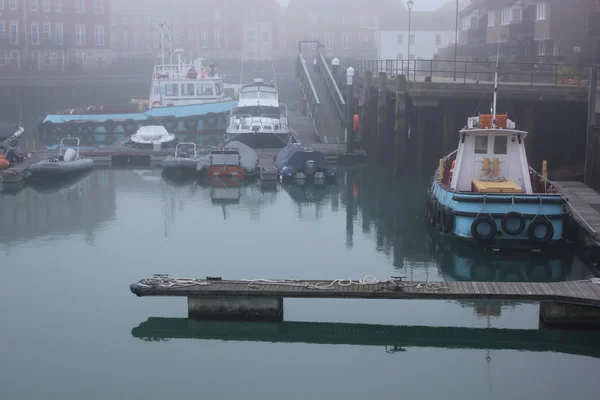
left=276, top=0, right=453, bottom=11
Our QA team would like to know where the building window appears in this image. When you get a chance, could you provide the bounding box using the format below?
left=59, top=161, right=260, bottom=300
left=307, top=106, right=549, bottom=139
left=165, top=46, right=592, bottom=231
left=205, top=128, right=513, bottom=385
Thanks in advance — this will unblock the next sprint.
left=133, top=32, right=139, bottom=48
left=326, top=32, right=334, bottom=49
left=42, top=0, right=49, bottom=11
left=359, top=32, right=367, bottom=44
left=30, top=0, right=38, bottom=11
left=0, top=0, right=3, bottom=9
left=342, top=32, right=351, bottom=50
left=342, top=15, right=352, bottom=25
left=43, top=52, right=52, bottom=66
left=31, top=24, right=39, bottom=45
left=95, top=25, right=104, bottom=46
left=409, top=34, right=415, bottom=45
left=214, top=31, right=221, bottom=48
left=9, top=23, right=18, bottom=44
left=42, top=23, right=51, bottom=41
left=0, top=51, right=5, bottom=66
left=31, top=51, right=39, bottom=69
left=8, top=0, right=16, bottom=10
left=54, top=0, right=61, bottom=12
left=488, top=11, right=494, bottom=27
left=537, top=40, right=546, bottom=56
left=308, top=14, right=318, bottom=25
left=55, top=23, right=63, bottom=45
left=397, top=33, right=403, bottom=45
left=536, top=3, right=547, bottom=21
left=511, top=7, right=522, bottom=22
left=475, top=136, right=488, bottom=154
left=75, top=0, right=84, bottom=13
left=94, top=0, right=103, bottom=14
left=246, top=31, right=254, bottom=42
left=435, top=34, right=441, bottom=45
left=262, top=31, right=268, bottom=43
left=470, top=15, right=478, bottom=28
left=76, top=24, right=86, bottom=46
left=145, top=32, right=150, bottom=49
left=0, top=23, right=4, bottom=39
left=201, top=31, right=208, bottom=48
left=57, top=51, right=63, bottom=70
left=153, top=32, right=159, bottom=48
left=122, top=31, right=128, bottom=49
left=501, top=9, right=510, bottom=25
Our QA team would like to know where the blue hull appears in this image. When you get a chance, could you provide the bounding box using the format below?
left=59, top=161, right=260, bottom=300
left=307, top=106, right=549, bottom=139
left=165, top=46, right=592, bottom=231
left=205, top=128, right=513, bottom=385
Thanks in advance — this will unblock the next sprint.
left=427, top=173, right=569, bottom=250
left=38, top=101, right=237, bottom=148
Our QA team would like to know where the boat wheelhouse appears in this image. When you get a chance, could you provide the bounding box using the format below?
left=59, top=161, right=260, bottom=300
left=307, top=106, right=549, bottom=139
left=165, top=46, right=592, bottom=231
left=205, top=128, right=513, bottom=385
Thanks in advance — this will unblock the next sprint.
left=225, top=78, right=295, bottom=148
left=149, top=55, right=231, bottom=108
left=427, top=113, right=570, bottom=249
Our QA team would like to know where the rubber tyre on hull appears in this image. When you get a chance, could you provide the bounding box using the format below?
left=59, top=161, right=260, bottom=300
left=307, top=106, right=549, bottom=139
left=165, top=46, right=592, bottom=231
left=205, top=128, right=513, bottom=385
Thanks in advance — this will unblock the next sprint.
left=471, top=215, right=497, bottom=241
left=528, top=217, right=554, bottom=243
left=501, top=211, right=526, bottom=236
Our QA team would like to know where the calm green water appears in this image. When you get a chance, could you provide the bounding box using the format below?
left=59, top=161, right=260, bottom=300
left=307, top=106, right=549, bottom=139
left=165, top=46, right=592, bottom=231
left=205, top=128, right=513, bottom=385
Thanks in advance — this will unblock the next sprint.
left=1, top=166, right=600, bottom=400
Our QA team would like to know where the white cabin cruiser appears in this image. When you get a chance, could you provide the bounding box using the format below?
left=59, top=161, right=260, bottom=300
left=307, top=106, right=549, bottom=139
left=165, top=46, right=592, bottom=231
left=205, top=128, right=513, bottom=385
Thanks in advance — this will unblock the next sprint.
left=127, top=125, right=178, bottom=149
left=225, top=78, right=295, bottom=148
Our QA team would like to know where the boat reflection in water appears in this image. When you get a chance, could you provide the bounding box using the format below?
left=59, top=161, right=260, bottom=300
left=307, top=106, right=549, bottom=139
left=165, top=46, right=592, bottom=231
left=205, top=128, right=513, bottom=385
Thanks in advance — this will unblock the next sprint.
left=425, top=229, right=590, bottom=282
left=131, top=317, right=600, bottom=358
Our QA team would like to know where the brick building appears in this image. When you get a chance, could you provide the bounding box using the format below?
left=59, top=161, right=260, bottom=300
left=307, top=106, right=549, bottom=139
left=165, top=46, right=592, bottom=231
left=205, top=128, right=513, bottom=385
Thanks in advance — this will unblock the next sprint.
left=0, top=0, right=112, bottom=71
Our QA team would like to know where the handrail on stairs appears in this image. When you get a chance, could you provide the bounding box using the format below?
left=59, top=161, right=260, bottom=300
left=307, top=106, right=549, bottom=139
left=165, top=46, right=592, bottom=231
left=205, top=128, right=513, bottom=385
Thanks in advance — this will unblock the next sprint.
left=296, top=53, right=322, bottom=140
left=317, top=49, right=345, bottom=130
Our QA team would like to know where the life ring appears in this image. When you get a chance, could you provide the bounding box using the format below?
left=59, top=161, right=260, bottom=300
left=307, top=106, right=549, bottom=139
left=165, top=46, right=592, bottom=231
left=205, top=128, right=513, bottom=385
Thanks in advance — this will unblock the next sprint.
left=442, top=207, right=454, bottom=234
left=501, top=211, right=526, bottom=236
left=103, top=119, right=117, bottom=132
left=448, top=159, right=456, bottom=182
left=203, top=112, right=219, bottom=129
left=528, top=217, right=554, bottom=243
left=184, top=118, right=199, bottom=131
left=471, top=215, right=497, bottom=240
left=123, top=119, right=138, bottom=134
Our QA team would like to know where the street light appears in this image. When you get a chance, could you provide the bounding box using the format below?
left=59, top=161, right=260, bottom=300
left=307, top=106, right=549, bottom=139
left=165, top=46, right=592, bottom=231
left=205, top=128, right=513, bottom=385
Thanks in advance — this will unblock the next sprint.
left=407, top=0, right=414, bottom=80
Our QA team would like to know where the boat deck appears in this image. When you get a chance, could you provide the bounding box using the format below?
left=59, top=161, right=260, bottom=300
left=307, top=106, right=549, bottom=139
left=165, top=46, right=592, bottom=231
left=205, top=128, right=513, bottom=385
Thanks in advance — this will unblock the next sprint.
left=131, top=276, right=600, bottom=306
left=553, top=180, right=600, bottom=247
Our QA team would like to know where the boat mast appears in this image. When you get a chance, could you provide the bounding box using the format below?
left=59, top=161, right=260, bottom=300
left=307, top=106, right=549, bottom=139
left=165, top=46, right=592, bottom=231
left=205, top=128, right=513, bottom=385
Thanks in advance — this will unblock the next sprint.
left=492, top=41, right=500, bottom=128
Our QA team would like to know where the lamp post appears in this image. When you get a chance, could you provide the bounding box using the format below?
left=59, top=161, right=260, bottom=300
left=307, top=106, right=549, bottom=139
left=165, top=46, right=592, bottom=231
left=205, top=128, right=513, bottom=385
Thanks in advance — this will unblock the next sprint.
left=407, top=0, right=414, bottom=80
left=454, top=0, right=459, bottom=81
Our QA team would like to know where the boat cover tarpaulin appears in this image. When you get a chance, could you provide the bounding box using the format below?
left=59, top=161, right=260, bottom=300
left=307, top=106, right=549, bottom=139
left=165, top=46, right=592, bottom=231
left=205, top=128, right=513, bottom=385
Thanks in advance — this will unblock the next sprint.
left=275, top=144, right=329, bottom=171
left=224, top=140, right=259, bottom=173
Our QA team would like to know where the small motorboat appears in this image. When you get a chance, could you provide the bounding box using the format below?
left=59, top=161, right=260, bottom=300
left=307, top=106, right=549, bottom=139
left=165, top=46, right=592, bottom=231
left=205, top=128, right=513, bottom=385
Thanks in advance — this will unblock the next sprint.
left=161, top=142, right=202, bottom=174
left=197, top=140, right=259, bottom=180
left=275, top=143, right=336, bottom=182
left=126, top=125, right=178, bottom=149
left=29, top=136, right=94, bottom=177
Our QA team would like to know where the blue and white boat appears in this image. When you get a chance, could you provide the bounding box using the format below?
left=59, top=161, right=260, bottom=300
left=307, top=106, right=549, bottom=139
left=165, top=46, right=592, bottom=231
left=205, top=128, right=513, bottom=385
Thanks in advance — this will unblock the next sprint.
left=38, top=51, right=239, bottom=149
left=427, top=64, right=569, bottom=250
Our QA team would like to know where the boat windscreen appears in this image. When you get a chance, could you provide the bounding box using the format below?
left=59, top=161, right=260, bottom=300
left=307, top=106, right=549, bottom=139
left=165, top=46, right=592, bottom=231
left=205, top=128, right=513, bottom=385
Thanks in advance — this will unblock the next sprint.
left=234, top=106, right=280, bottom=116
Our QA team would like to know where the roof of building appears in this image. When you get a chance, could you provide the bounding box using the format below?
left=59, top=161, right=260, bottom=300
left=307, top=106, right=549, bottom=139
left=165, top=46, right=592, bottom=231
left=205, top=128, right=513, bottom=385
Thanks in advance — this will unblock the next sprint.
left=380, top=10, right=457, bottom=31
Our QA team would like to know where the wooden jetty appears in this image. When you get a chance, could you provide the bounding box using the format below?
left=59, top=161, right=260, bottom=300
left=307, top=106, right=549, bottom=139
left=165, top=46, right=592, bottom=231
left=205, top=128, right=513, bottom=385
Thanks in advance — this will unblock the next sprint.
left=553, top=180, right=600, bottom=248
left=130, top=275, right=600, bottom=326
left=131, top=317, right=600, bottom=357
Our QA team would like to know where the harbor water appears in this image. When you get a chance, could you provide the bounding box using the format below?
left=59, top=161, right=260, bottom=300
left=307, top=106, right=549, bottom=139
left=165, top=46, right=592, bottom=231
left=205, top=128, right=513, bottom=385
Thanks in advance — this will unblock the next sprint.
left=1, top=166, right=600, bottom=400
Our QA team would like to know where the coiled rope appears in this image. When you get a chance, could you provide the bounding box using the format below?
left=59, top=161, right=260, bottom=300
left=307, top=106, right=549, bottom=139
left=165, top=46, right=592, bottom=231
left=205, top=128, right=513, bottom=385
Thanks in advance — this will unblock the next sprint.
left=133, top=275, right=449, bottom=291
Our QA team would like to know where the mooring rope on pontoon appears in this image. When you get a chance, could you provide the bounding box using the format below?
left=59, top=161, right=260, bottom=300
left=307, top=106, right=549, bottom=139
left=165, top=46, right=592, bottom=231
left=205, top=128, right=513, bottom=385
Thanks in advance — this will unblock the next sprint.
left=135, top=274, right=211, bottom=289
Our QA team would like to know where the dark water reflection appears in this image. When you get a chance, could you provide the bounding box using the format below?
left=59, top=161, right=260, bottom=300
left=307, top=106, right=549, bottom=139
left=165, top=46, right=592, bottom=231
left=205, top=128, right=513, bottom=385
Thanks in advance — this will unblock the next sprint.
left=1, top=167, right=600, bottom=400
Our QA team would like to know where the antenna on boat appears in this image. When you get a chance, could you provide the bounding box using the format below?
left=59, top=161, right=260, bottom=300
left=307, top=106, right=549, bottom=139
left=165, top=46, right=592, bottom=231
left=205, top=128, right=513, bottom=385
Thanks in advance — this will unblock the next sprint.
left=492, top=41, right=500, bottom=128
left=271, top=59, right=277, bottom=87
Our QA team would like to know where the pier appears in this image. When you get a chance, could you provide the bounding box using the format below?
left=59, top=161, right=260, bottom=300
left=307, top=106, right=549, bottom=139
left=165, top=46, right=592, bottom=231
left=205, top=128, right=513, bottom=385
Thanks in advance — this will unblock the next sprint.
left=130, top=275, right=600, bottom=327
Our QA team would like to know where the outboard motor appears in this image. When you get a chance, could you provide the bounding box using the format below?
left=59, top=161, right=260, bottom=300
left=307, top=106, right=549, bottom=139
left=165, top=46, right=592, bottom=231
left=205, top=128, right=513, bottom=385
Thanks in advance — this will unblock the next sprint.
left=305, top=160, right=316, bottom=177
left=63, top=148, right=78, bottom=162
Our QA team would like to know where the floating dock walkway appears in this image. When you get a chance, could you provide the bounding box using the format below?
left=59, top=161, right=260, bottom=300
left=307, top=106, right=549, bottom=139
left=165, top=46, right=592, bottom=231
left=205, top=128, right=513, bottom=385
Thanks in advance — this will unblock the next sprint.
left=553, top=180, right=600, bottom=248
left=130, top=275, right=600, bottom=326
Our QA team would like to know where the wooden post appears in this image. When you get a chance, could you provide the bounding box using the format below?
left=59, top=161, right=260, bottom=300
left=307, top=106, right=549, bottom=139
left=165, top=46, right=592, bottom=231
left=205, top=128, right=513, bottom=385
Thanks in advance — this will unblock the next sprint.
left=493, top=158, right=499, bottom=177
left=360, top=71, right=373, bottom=156
left=585, top=66, right=599, bottom=188
left=377, top=72, right=387, bottom=164
left=394, top=75, right=407, bottom=175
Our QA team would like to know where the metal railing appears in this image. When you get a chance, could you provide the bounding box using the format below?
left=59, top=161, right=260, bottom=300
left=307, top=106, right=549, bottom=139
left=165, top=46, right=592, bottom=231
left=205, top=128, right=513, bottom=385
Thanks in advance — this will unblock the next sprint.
left=296, top=54, right=321, bottom=138
left=338, top=59, right=594, bottom=87
left=228, top=114, right=290, bottom=133
left=317, top=51, right=345, bottom=129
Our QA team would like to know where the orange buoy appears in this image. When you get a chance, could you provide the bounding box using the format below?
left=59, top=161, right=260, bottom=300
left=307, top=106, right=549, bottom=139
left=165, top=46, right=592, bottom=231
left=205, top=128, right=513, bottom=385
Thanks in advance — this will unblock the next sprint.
left=0, top=158, right=10, bottom=169
left=353, top=114, right=359, bottom=132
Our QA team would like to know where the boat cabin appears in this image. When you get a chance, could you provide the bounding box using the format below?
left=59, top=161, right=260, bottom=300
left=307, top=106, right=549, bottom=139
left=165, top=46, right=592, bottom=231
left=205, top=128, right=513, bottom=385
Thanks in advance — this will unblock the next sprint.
left=149, top=58, right=227, bottom=108
left=440, top=114, right=554, bottom=195
left=227, top=79, right=288, bottom=133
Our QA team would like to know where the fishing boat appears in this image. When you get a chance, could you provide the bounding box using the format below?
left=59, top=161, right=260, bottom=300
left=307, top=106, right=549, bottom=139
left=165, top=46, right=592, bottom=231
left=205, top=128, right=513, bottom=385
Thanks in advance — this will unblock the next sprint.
left=38, top=50, right=239, bottom=148
left=225, top=78, right=295, bottom=148
left=29, top=136, right=94, bottom=177
left=197, top=140, right=259, bottom=180
left=426, top=58, right=569, bottom=250
left=161, top=142, right=202, bottom=175
left=275, top=143, right=336, bottom=182
left=126, top=125, right=178, bottom=149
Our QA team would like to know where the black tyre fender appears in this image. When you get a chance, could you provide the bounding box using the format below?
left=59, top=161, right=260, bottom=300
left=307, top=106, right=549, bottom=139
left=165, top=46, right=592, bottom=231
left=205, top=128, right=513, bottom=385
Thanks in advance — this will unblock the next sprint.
left=184, top=118, right=199, bottom=131
left=501, top=211, right=526, bottom=236
left=204, top=112, right=219, bottom=129
left=528, top=217, right=554, bottom=243
left=103, top=119, right=117, bottom=132
left=436, top=205, right=446, bottom=232
left=429, top=198, right=439, bottom=227
left=471, top=215, right=497, bottom=240
left=443, top=207, right=454, bottom=234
